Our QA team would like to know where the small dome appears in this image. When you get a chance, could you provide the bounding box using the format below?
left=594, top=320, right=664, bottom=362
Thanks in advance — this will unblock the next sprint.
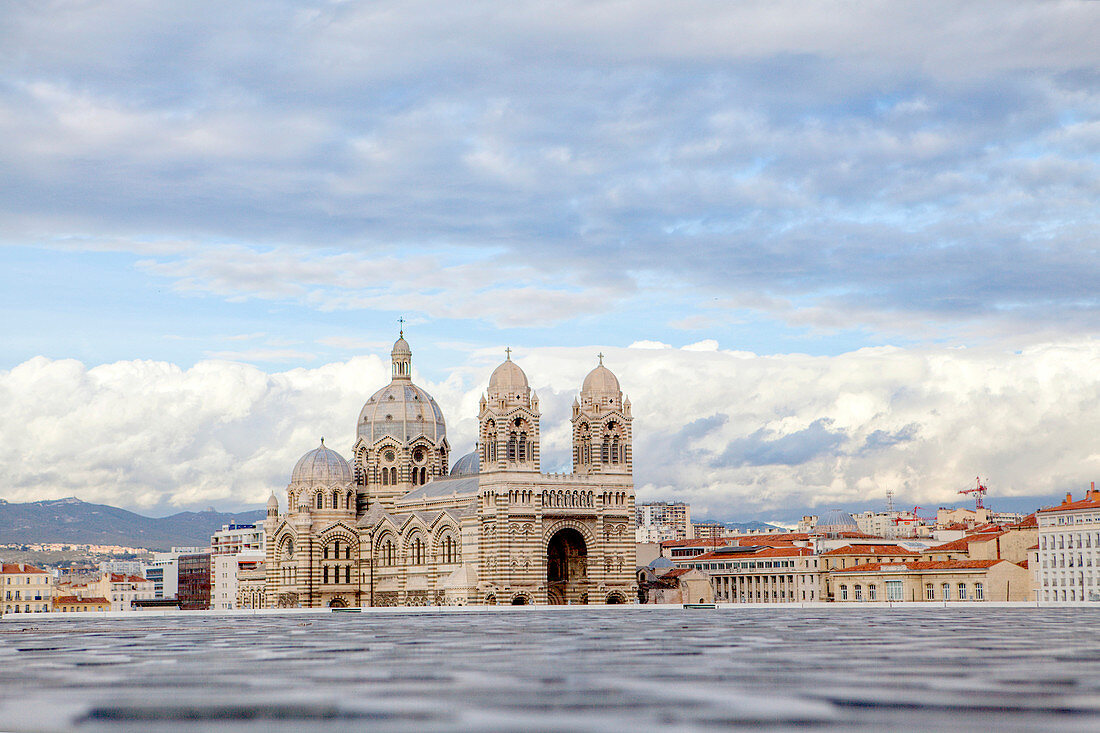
left=488, top=353, right=529, bottom=397
left=582, top=363, right=620, bottom=396
left=291, top=440, right=352, bottom=486
left=391, top=336, right=411, bottom=358
left=816, top=509, right=859, bottom=535
left=648, top=557, right=675, bottom=569
left=266, top=493, right=279, bottom=510
left=450, top=451, right=480, bottom=476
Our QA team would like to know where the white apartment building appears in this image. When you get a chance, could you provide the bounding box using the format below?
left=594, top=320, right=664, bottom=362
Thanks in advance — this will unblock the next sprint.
left=1037, top=485, right=1100, bottom=602
left=211, top=551, right=265, bottom=610
left=93, top=572, right=156, bottom=612
left=636, top=502, right=692, bottom=543
left=211, top=523, right=265, bottom=556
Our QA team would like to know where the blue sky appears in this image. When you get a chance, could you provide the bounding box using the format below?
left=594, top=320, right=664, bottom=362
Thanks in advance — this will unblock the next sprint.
left=2, top=1, right=1100, bottom=521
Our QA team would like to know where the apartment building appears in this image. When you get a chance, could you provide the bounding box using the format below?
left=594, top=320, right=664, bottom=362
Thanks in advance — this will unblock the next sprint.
left=1, top=563, right=53, bottom=615
left=636, top=502, right=692, bottom=543
left=1037, top=485, right=1100, bottom=602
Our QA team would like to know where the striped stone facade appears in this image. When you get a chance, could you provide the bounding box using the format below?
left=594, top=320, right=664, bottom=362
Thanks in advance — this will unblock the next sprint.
left=262, top=335, right=637, bottom=607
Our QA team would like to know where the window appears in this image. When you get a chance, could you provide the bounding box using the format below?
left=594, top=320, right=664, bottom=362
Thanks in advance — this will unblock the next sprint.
left=316, top=493, right=323, bottom=510
left=854, top=585, right=862, bottom=601
left=867, top=585, right=877, bottom=601
left=942, top=583, right=951, bottom=600
left=974, top=582, right=984, bottom=600
left=958, top=583, right=967, bottom=600
left=840, top=585, right=848, bottom=600
left=924, top=583, right=934, bottom=600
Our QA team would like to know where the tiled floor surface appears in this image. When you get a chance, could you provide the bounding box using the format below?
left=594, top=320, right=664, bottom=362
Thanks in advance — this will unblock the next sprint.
left=2, top=607, right=1098, bottom=731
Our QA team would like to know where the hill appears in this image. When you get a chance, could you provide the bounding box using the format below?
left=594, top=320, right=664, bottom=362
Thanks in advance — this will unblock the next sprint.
left=0, top=497, right=265, bottom=550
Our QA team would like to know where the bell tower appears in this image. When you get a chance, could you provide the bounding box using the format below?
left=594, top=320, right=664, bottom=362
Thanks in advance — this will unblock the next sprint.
left=479, top=348, right=541, bottom=472
left=572, top=354, right=632, bottom=475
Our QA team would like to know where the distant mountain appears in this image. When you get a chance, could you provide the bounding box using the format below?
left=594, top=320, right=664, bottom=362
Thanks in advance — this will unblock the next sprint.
left=723, top=521, right=788, bottom=532
left=695, top=520, right=789, bottom=533
left=0, top=497, right=265, bottom=550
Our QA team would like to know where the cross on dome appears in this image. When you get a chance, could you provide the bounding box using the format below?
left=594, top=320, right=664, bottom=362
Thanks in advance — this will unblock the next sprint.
left=398, top=316, right=405, bottom=338
left=505, top=346, right=512, bottom=360
left=597, top=352, right=604, bottom=365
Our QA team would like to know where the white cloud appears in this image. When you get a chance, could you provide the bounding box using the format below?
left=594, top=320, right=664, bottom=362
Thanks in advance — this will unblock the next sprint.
left=3, top=341, right=1099, bottom=519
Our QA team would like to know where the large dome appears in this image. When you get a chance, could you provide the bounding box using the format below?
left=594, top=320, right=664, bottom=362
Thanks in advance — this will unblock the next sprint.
left=358, top=382, right=446, bottom=444
left=450, top=451, right=480, bottom=476
left=582, top=363, right=620, bottom=396
left=291, top=440, right=352, bottom=485
left=358, top=334, right=447, bottom=445
left=488, top=354, right=529, bottom=397
left=816, top=509, right=859, bottom=535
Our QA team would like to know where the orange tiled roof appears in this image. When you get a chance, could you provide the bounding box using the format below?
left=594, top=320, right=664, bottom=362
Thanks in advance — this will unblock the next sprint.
left=821, top=544, right=918, bottom=557
left=1010, top=513, right=1038, bottom=529
left=662, top=568, right=693, bottom=579
left=53, top=595, right=109, bottom=604
left=1039, top=490, right=1100, bottom=514
left=927, top=532, right=1004, bottom=552
left=1, top=563, right=48, bottom=574
left=833, top=559, right=1004, bottom=573
left=691, top=546, right=814, bottom=562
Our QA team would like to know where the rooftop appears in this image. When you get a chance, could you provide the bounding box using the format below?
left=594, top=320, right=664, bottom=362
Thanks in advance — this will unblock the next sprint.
left=833, top=559, right=1006, bottom=573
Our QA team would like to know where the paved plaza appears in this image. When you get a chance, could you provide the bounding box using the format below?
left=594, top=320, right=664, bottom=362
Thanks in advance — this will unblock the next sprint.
left=2, top=607, right=1100, bottom=731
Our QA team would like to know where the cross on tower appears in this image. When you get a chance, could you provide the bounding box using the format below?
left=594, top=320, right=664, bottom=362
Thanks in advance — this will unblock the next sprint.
left=398, top=316, right=405, bottom=338
left=597, top=352, right=604, bottom=365
left=505, top=346, right=512, bottom=360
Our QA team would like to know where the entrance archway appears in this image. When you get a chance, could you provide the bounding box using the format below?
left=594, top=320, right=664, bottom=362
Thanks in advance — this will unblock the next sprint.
left=328, top=597, right=348, bottom=608
left=547, top=527, right=587, bottom=605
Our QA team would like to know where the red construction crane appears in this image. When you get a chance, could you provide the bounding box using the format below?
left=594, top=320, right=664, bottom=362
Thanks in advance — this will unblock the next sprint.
left=958, top=476, right=988, bottom=509
left=891, top=506, right=932, bottom=525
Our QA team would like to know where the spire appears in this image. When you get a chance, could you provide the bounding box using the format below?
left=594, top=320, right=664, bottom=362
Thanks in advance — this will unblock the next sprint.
left=398, top=316, right=405, bottom=338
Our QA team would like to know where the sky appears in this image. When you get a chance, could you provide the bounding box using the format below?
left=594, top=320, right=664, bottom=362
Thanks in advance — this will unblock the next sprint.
left=2, top=1, right=1100, bottom=523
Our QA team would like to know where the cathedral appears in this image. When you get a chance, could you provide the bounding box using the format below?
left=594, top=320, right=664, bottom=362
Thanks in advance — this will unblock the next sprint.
left=262, top=333, right=637, bottom=606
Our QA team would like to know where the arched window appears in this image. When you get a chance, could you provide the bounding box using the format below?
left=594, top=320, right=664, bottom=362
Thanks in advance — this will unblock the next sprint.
left=382, top=468, right=389, bottom=486
left=411, top=537, right=424, bottom=565
left=507, top=433, right=517, bottom=461
left=332, top=490, right=339, bottom=508
left=315, top=493, right=323, bottom=510
left=390, top=467, right=398, bottom=485
left=517, top=432, right=527, bottom=462
left=346, top=491, right=354, bottom=511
